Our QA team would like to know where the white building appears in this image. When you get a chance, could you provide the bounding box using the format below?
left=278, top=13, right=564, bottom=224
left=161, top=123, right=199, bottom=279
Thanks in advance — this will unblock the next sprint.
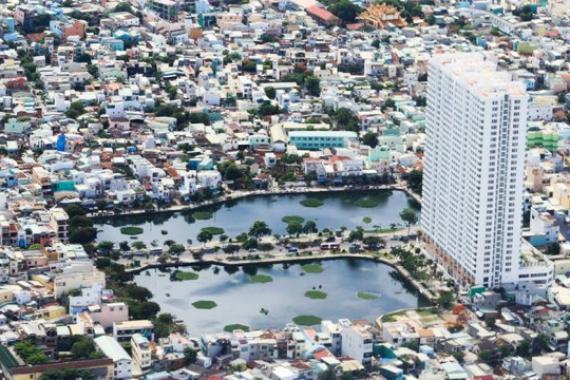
left=422, top=53, right=528, bottom=287
left=113, top=320, right=154, bottom=341
left=339, top=319, right=373, bottom=367
left=94, top=335, right=133, bottom=379
left=529, top=206, right=559, bottom=245
left=53, top=262, right=106, bottom=298
left=131, top=333, right=152, bottom=371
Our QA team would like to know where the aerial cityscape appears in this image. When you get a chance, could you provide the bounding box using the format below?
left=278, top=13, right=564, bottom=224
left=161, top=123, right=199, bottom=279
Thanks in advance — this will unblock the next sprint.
left=0, top=0, right=568, bottom=378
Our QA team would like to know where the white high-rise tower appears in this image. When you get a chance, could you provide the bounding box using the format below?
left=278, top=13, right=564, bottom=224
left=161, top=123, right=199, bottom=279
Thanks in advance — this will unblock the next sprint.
left=422, top=53, right=528, bottom=287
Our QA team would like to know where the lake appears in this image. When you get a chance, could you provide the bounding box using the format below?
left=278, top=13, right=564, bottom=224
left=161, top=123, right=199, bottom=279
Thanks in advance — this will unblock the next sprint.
left=134, top=259, right=427, bottom=335
left=95, top=189, right=420, bottom=245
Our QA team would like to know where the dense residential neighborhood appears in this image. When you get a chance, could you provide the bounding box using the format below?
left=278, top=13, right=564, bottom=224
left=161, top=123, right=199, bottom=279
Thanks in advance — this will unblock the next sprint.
left=0, top=0, right=569, bottom=378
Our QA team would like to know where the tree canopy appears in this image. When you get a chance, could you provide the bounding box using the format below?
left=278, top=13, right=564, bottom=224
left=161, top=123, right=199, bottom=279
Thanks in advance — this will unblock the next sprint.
left=249, top=221, right=272, bottom=237
left=328, top=0, right=362, bottom=24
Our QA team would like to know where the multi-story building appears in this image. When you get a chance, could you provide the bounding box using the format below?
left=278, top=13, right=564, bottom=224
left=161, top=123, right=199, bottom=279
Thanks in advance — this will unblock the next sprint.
left=131, top=333, right=152, bottom=371
left=339, top=319, right=373, bottom=368
left=147, top=0, right=180, bottom=21
left=113, top=320, right=153, bottom=342
left=53, top=262, right=106, bottom=299
left=48, top=208, right=69, bottom=243
left=422, top=53, right=528, bottom=287
left=288, top=131, right=358, bottom=151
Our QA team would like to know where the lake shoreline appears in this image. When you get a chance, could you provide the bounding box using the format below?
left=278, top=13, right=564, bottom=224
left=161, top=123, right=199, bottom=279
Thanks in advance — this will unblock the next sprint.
left=128, top=253, right=436, bottom=304
left=90, top=184, right=421, bottom=221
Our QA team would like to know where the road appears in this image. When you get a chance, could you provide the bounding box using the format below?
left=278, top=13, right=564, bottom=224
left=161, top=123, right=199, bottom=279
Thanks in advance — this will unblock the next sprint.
left=118, top=225, right=420, bottom=269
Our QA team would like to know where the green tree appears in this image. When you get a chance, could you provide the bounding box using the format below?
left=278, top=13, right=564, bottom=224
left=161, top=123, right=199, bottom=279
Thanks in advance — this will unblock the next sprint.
left=14, top=341, right=48, bottom=364
left=114, top=2, right=134, bottom=12
left=119, top=241, right=130, bottom=251
left=242, top=59, right=257, bottom=73
left=220, top=162, right=243, bottom=181
left=348, top=227, right=364, bottom=242
left=363, top=236, right=383, bottom=247
left=130, top=301, right=160, bottom=320
left=131, top=241, right=147, bottom=250
left=87, top=63, right=99, bottom=78
left=515, top=340, right=530, bottom=357
left=406, top=170, right=423, bottom=194
left=184, top=347, right=198, bottom=364
left=188, top=112, right=210, bottom=125
left=399, top=208, right=418, bottom=235
left=260, top=33, right=278, bottom=43
left=169, top=243, right=185, bottom=255
left=328, top=0, right=361, bottom=23
left=546, top=242, right=560, bottom=255
left=478, top=350, right=493, bottom=364
left=451, top=351, right=464, bottom=364
left=514, top=4, right=534, bottom=21
left=154, top=313, right=185, bottom=338
left=124, top=284, right=153, bottom=301
left=65, top=101, right=86, bottom=119
left=438, top=290, right=454, bottom=309
left=69, top=227, right=97, bottom=244
left=305, top=76, right=321, bottom=97
left=265, top=86, right=276, bottom=99
left=257, top=101, right=281, bottom=117
left=382, top=98, right=396, bottom=112
left=71, top=336, right=98, bottom=360
left=197, top=230, right=213, bottom=243
left=249, top=221, right=271, bottom=237
left=334, top=108, right=359, bottom=132
left=498, top=343, right=513, bottom=358
left=532, top=333, right=549, bottom=354
left=303, top=220, right=318, bottom=234
left=97, top=241, right=115, bottom=254
left=362, top=132, right=379, bottom=148
left=63, top=204, right=85, bottom=217
left=242, top=238, right=258, bottom=250
left=287, top=223, right=303, bottom=235
left=41, top=369, right=95, bottom=380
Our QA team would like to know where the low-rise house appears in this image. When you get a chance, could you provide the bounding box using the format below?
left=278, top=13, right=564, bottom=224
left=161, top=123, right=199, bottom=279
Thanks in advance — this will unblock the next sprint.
left=94, top=335, right=133, bottom=379
left=113, top=320, right=153, bottom=341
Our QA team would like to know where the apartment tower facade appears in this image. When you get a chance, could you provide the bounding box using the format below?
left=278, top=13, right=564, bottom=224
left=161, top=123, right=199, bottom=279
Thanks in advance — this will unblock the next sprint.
left=422, top=53, right=528, bottom=287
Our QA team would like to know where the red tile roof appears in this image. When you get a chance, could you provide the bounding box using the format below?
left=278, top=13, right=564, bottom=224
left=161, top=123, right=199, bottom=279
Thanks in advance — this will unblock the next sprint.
left=306, top=5, right=339, bottom=22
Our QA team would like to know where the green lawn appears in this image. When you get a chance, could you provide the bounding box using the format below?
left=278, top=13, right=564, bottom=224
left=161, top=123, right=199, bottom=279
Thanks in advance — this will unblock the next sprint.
left=120, top=226, right=143, bottom=235
left=353, top=197, right=381, bottom=208
left=301, top=263, right=324, bottom=273
left=417, top=308, right=438, bottom=317
left=417, top=308, right=440, bottom=323
left=282, top=215, right=305, bottom=225
left=300, top=198, right=324, bottom=208
left=173, top=270, right=199, bottom=281
left=192, top=211, right=213, bottom=220
left=381, top=310, right=407, bottom=322
left=192, top=300, right=218, bottom=309
left=249, top=274, right=273, bottom=283
left=292, top=315, right=322, bottom=325
left=364, top=227, right=401, bottom=233
left=357, top=291, right=379, bottom=300
left=305, top=290, right=327, bottom=299
left=201, top=226, right=225, bottom=235
left=224, top=324, right=250, bottom=332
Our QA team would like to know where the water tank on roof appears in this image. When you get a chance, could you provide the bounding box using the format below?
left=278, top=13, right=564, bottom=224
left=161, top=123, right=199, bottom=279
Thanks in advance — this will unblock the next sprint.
left=56, top=134, right=66, bottom=152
